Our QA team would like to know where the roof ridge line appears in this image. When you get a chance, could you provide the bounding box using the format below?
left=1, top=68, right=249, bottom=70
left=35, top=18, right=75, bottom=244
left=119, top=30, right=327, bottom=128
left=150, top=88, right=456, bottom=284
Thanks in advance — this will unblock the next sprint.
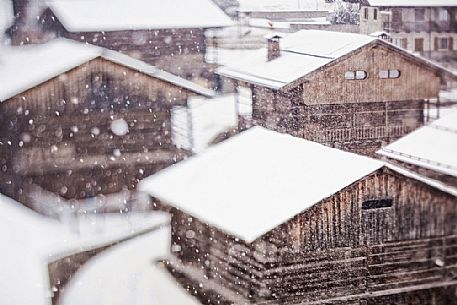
left=282, top=49, right=334, bottom=60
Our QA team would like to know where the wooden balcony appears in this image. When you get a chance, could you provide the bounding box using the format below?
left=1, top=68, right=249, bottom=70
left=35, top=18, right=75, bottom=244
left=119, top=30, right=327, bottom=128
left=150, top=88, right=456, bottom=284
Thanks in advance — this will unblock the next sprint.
left=384, top=21, right=457, bottom=33
left=305, top=125, right=410, bottom=144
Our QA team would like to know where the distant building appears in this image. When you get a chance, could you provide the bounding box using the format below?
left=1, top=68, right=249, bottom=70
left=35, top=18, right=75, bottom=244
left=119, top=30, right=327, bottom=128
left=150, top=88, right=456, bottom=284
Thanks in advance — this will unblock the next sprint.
left=236, top=0, right=360, bottom=34
left=0, top=39, right=214, bottom=202
left=218, top=30, right=457, bottom=155
left=378, top=110, right=457, bottom=188
left=172, top=95, right=238, bottom=153
left=356, top=0, right=457, bottom=61
left=6, top=0, right=233, bottom=86
left=140, top=127, right=457, bottom=305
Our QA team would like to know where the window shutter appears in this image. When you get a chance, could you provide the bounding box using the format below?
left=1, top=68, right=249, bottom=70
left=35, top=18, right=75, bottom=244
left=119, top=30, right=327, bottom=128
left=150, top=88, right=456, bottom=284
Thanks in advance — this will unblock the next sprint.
left=449, top=37, right=454, bottom=51
left=434, top=37, right=439, bottom=51
left=402, top=38, right=407, bottom=49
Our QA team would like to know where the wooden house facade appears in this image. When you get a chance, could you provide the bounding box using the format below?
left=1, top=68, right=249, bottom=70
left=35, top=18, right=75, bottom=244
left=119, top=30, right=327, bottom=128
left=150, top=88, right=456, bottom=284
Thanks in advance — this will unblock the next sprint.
left=6, top=0, right=233, bottom=87
left=140, top=127, right=457, bottom=305
left=0, top=39, right=213, bottom=202
left=218, top=30, right=457, bottom=156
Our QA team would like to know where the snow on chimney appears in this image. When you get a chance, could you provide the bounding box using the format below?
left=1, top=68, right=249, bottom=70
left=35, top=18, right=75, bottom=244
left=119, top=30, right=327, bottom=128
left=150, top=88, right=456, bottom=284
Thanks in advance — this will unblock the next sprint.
left=266, top=34, right=283, bottom=62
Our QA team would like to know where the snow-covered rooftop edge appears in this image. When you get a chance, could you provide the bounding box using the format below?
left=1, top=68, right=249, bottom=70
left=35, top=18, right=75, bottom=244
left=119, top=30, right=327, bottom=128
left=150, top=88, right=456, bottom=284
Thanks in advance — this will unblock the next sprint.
left=366, top=0, right=457, bottom=7
left=378, top=110, right=457, bottom=177
left=0, top=39, right=214, bottom=102
left=217, top=30, right=457, bottom=90
left=46, top=0, right=234, bottom=32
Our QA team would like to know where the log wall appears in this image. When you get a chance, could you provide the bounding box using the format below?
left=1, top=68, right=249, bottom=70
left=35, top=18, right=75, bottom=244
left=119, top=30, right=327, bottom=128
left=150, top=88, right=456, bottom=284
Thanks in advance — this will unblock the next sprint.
left=252, top=84, right=424, bottom=156
left=248, top=42, right=445, bottom=155
left=169, top=166, right=457, bottom=304
left=0, top=57, right=198, bottom=199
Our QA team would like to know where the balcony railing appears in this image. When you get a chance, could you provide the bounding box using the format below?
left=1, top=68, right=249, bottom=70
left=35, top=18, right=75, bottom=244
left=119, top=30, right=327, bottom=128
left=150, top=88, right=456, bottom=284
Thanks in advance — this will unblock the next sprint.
left=305, top=125, right=410, bottom=144
left=383, top=21, right=456, bottom=33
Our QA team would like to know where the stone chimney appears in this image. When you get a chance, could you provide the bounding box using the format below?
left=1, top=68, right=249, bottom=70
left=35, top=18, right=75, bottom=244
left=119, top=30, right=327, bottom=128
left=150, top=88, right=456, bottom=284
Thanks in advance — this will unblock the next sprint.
left=266, top=34, right=282, bottom=61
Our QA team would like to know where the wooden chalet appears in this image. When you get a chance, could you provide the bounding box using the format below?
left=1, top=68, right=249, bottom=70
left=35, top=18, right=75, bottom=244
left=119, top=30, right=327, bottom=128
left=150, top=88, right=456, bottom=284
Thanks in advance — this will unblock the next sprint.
left=140, top=127, right=457, bottom=305
left=218, top=30, right=457, bottom=156
left=378, top=110, right=457, bottom=188
left=6, top=0, right=233, bottom=86
left=0, top=39, right=214, bottom=202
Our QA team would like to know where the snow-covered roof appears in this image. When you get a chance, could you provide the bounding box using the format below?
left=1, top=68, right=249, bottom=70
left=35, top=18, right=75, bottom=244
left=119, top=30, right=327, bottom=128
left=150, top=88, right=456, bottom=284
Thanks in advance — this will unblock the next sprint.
left=378, top=110, right=457, bottom=177
left=370, top=30, right=391, bottom=37
left=0, top=39, right=214, bottom=102
left=139, top=127, right=384, bottom=242
left=238, top=0, right=334, bottom=12
left=47, top=0, right=233, bottom=32
left=100, top=50, right=215, bottom=97
left=366, top=0, right=457, bottom=7
left=0, top=192, right=169, bottom=305
left=218, top=29, right=457, bottom=89
left=61, top=226, right=201, bottom=305
left=218, top=30, right=376, bottom=89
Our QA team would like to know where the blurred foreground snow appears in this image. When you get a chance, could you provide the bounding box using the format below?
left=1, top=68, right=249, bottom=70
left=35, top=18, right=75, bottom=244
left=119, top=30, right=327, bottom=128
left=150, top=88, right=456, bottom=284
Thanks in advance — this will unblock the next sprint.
left=0, top=193, right=168, bottom=305
left=61, top=225, right=201, bottom=305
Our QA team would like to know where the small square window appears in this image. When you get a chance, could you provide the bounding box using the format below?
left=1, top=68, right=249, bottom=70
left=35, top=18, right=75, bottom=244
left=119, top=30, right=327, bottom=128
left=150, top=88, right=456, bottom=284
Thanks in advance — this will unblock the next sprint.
left=415, top=8, right=425, bottom=21
left=440, top=37, right=448, bottom=49
left=439, top=9, right=449, bottom=21
left=362, top=198, right=393, bottom=210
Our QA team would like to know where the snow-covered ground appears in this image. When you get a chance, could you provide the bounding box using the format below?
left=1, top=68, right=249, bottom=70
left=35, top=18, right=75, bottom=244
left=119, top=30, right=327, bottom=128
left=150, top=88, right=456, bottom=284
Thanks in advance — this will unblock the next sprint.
left=0, top=193, right=169, bottom=305
left=61, top=225, right=201, bottom=305
left=440, top=87, right=457, bottom=103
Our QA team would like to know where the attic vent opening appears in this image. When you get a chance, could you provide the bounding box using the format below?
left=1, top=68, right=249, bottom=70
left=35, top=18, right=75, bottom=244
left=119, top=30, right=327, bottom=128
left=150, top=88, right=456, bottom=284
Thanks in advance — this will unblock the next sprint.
left=379, top=70, right=401, bottom=79
left=345, top=70, right=367, bottom=80
left=362, top=198, right=393, bottom=210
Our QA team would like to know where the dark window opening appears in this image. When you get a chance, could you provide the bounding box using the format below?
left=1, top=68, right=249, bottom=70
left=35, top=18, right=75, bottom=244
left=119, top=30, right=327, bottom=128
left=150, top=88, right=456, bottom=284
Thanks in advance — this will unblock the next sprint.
left=415, top=8, right=425, bottom=22
left=364, top=8, right=369, bottom=20
left=392, top=9, right=402, bottom=22
left=415, top=38, right=424, bottom=52
left=362, top=198, right=393, bottom=210
left=373, top=9, right=378, bottom=20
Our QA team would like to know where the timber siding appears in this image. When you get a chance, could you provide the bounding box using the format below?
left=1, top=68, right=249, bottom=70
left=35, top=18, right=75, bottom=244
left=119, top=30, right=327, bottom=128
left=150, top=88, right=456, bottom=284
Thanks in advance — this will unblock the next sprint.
left=248, top=43, right=441, bottom=155
left=0, top=57, right=200, bottom=199
left=166, top=166, right=457, bottom=305
left=300, top=45, right=441, bottom=104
